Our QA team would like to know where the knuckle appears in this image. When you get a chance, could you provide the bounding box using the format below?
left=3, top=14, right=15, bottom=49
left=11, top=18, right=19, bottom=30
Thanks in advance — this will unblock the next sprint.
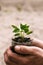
left=7, top=50, right=12, bottom=59
left=32, top=47, right=38, bottom=53
left=8, top=52, right=11, bottom=58
left=4, top=57, right=9, bottom=64
left=20, top=46, right=26, bottom=53
left=41, top=51, right=43, bottom=58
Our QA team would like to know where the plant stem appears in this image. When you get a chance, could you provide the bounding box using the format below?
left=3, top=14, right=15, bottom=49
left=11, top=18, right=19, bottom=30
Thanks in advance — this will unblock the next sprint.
left=20, top=30, right=24, bottom=39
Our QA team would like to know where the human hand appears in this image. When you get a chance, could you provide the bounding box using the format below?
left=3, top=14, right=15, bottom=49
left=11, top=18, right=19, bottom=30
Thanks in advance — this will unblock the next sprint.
left=31, top=38, right=43, bottom=49
left=4, top=38, right=43, bottom=65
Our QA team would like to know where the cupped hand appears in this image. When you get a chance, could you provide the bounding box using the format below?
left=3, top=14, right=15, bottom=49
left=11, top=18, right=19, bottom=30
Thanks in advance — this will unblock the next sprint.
left=4, top=38, right=43, bottom=65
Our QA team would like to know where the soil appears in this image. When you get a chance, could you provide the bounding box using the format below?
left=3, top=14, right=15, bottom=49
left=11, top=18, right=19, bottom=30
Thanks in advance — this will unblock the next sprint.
left=11, top=37, right=32, bottom=56
left=12, top=37, right=32, bottom=46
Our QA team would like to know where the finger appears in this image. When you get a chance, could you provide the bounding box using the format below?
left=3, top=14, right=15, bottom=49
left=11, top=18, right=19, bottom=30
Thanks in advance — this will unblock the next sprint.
left=4, top=47, right=18, bottom=64
left=15, top=45, right=43, bottom=57
left=6, top=46, right=27, bottom=64
left=4, top=46, right=12, bottom=56
left=4, top=52, right=17, bottom=65
left=31, top=38, right=43, bottom=48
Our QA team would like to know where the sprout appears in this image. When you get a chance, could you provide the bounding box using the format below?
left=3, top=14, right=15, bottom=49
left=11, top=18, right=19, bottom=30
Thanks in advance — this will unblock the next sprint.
left=12, top=23, right=33, bottom=39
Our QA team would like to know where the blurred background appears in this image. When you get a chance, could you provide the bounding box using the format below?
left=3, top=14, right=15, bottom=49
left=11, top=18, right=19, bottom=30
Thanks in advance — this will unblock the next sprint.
left=0, top=0, right=43, bottom=65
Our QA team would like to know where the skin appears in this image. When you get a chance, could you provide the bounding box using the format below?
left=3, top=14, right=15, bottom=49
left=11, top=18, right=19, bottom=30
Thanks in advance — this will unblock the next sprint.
left=4, top=38, right=43, bottom=65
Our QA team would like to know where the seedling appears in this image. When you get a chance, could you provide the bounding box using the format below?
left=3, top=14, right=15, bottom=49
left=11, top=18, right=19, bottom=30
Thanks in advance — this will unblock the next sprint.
left=12, top=24, right=32, bottom=39
left=11, top=24, right=33, bottom=54
left=12, top=23, right=33, bottom=45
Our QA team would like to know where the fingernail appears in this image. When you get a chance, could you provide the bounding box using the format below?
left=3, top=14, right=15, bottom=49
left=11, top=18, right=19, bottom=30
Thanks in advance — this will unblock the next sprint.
left=15, top=46, right=20, bottom=51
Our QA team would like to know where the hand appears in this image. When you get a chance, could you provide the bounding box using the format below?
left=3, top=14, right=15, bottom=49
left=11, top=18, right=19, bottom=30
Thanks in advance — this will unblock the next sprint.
left=4, top=38, right=43, bottom=65
left=31, top=38, right=43, bottom=49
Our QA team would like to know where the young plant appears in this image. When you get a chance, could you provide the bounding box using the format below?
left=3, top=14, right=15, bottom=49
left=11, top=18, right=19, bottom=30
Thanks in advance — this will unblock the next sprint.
left=11, top=24, right=33, bottom=53
left=12, top=24, right=33, bottom=40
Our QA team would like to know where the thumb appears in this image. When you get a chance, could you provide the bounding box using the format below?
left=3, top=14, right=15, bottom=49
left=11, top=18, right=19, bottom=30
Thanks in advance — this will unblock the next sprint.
left=15, top=46, right=43, bottom=57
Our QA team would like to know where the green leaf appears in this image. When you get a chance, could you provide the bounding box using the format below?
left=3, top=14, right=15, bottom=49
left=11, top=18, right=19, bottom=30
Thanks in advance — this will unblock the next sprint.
left=12, top=25, right=19, bottom=29
left=20, top=24, right=29, bottom=33
left=22, top=28, right=28, bottom=33
left=15, top=33, right=20, bottom=36
left=20, top=24, right=29, bottom=30
left=12, top=24, right=33, bottom=38
left=13, top=29, right=19, bottom=32
left=12, top=25, right=18, bottom=28
left=12, top=25, right=20, bottom=32
left=27, top=31, right=33, bottom=35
